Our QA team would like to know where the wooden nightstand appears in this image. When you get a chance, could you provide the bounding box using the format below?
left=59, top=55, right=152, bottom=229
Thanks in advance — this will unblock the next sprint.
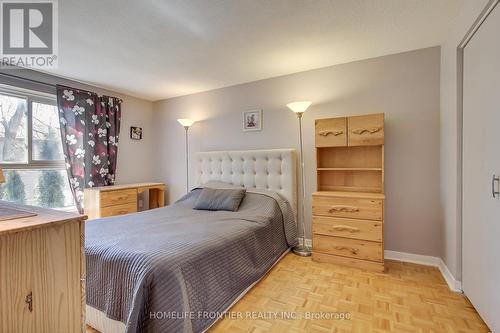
left=84, top=182, right=165, bottom=219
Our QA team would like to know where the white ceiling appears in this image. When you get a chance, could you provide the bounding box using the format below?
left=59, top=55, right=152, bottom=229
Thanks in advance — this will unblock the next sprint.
left=50, top=0, right=463, bottom=101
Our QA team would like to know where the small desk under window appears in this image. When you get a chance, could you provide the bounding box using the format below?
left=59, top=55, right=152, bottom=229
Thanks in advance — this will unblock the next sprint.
left=83, top=182, right=166, bottom=219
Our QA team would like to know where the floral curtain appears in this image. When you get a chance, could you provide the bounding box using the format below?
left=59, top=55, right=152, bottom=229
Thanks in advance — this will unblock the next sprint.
left=56, top=85, right=122, bottom=213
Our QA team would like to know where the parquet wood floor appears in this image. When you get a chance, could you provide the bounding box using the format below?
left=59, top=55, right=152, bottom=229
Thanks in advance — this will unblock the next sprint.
left=86, top=254, right=490, bottom=333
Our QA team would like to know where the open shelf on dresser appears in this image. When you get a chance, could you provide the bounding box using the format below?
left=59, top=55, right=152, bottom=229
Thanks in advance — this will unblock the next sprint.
left=317, top=169, right=383, bottom=193
left=317, top=146, right=383, bottom=168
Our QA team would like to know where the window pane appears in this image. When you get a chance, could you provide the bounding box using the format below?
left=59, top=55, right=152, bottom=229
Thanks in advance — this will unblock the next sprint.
left=0, top=93, right=28, bottom=163
left=32, top=101, right=64, bottom=161
left=0, top=169, right=75, bottom=210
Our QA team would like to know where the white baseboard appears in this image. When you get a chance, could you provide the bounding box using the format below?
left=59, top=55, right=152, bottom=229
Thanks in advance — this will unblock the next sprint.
left=384, top=250, right=462, bottom=292
left=300, top=239, right=462, bottom=293
left=384, top=250, right=441, bottom=266
left=437, top=258, right=462, bottom=292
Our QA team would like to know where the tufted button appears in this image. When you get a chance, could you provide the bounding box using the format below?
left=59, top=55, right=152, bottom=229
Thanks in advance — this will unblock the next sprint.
left=252, top=157, right=256, bottom=161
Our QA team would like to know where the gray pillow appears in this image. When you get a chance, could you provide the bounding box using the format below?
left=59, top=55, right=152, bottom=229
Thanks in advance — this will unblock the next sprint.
left=193, top=187, right=246, bottom=211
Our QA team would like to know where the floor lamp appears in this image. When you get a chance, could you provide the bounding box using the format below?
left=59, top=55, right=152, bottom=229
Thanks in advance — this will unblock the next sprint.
left=287, top=101, right=312, bottom=257
left=177, top=118, right=195, bottom=193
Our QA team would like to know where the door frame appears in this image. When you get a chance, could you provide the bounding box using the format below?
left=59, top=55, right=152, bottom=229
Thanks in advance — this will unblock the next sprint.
left=458, top=0, right=499, bottom=287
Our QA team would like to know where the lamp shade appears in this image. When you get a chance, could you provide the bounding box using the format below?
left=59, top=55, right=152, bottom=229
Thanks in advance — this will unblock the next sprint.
left=0, top=168, right=4, bottom=183
left=177, top=118, right=195, bottom=127
left=286, top=101, right=312, bottom=114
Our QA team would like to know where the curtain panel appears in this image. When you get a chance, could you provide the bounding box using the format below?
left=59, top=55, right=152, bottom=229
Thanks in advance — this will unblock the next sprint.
left=56, top=85, right=122, bottom=213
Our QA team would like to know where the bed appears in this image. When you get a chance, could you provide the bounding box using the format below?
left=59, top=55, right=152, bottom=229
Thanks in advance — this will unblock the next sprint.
left=85, top=149, right=298, bottom=333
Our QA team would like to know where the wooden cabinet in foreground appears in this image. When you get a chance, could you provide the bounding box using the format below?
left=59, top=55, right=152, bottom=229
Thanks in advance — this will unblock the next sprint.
left=84, top=182, right=166, bottom=219
left=0, top=201, right=86, bottom=332
left=313, top=113, right=385, bottom=272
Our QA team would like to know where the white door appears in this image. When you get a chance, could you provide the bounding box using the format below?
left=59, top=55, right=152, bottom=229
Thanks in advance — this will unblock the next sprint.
left=463, top=3, right=500, bottom=332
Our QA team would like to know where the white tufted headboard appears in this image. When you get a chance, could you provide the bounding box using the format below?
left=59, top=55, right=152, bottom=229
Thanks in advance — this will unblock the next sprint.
left=194, top=149, right=297, bottom=214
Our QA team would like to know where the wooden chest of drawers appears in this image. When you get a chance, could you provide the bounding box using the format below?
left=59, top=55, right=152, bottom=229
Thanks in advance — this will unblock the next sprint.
left=313, top=113, right=385, bottom=272
left=312, top=192, right=385, bottom=271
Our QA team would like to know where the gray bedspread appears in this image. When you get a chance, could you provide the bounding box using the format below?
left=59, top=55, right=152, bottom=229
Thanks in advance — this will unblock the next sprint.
left=85, top=188, right=297, bottom=333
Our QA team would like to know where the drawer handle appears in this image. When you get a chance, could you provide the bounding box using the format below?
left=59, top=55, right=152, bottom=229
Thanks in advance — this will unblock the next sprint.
left=25, top=291, right=33, bottom=312
left=351, top=127, right=381, bottom=135
left=319, top=130, right=343, bottom=137
left=330, top=225, right=360, bottom=233
left=328, top=206, right=359, bottom=213
left=333, top=246, right=359, bottom=255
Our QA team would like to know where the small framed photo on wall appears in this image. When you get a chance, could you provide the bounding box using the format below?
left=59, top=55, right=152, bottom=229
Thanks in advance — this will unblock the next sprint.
left=242, top=109, right=262, bottom=132
left=130, top=126, right=143, bottom=140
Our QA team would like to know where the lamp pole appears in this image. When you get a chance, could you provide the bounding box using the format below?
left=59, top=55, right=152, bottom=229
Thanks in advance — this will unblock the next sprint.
left=184, top=126, right=189, bottom=193
left=177, top=118, right=195, bottom=193
left=286, top=101, right=312, bottom=257
left=293, top=111, right=311, bottom=256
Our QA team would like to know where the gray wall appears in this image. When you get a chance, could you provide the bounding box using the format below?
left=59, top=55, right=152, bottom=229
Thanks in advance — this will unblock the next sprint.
left=0, top=68, right=155, bottom=185
left=153, top=47, right=442, bottom=257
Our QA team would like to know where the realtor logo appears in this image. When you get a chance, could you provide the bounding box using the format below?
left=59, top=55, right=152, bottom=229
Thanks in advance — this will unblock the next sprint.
left=0, top=0, right=58, bottom=68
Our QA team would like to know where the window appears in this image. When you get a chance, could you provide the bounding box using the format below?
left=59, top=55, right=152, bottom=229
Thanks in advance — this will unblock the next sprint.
left=0, top=85, right=74, bottom=210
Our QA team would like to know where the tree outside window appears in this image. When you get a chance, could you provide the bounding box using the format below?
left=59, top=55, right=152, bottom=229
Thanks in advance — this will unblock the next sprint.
left=36, top=128, right=65, bottom=208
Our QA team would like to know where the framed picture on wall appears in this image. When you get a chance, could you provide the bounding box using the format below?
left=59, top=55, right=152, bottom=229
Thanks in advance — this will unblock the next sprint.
left=242, top=109, right=262, bottom=131
left=130, top=126, right=143, bottom=140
